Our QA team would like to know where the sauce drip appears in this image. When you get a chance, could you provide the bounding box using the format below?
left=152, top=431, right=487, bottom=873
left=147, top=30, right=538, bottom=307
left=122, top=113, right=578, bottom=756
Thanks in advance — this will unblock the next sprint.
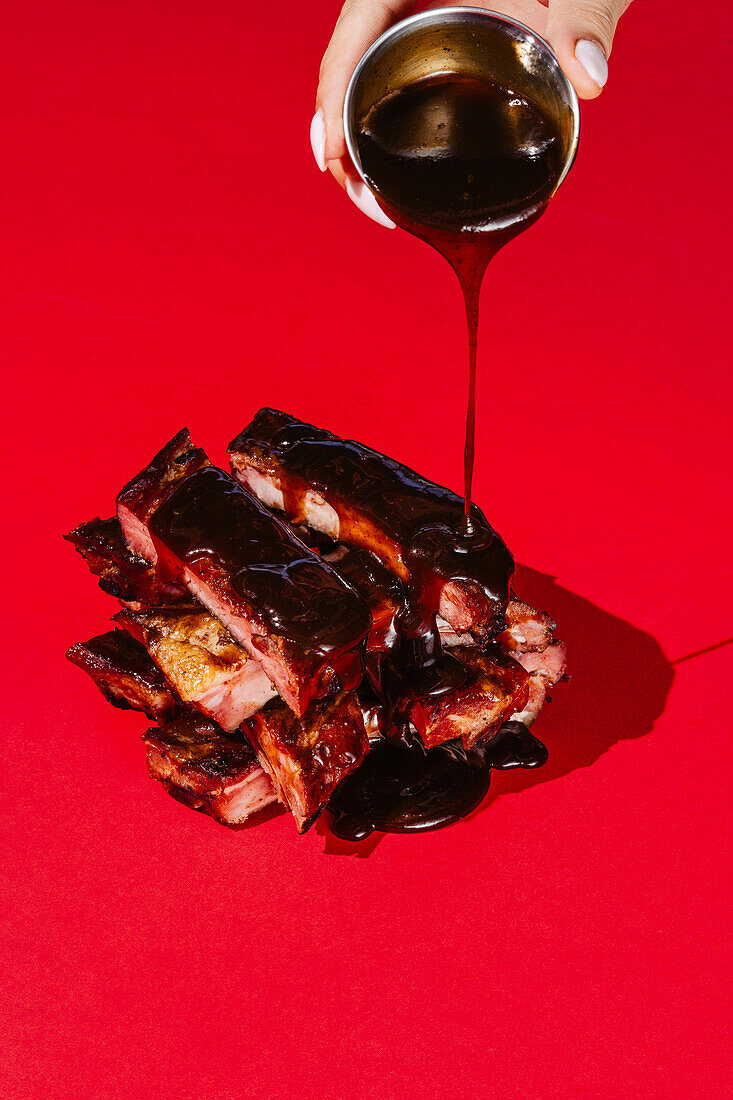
left=484, top=720, right=549, bottom=769
left=355, top=71, right=565, bottom=516
left=329, top=719, right=548, bottom=840
left=235, top=410, right=514, bottom=635
left=330, top=738, right=490, bottom=839
left=216, top=75, right=564, bottom=838
left=330, top=545, right=472, bottom=742
left=326, top=73, right=564, bottom=836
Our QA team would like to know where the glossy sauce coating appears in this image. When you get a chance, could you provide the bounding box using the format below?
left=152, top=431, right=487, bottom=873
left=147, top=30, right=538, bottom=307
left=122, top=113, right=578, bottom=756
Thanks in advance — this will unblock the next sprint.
left=233, top=411, right=514, bottom=629
left=150, top=467, right=371, bottom=656
left=330, top=739, right=490, bottom=839
left=328, top=546, right=472, bottom=742
left=484, top=720, right=549, bottom=770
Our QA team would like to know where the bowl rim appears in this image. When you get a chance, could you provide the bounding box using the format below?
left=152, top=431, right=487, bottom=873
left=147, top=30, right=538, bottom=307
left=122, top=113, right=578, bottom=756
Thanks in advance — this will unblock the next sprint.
left=343, top=6, right=581, bottom=200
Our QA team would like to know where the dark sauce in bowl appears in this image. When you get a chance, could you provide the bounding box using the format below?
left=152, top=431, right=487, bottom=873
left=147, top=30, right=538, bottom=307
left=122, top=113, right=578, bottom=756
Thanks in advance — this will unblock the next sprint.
left=356, top=72, right=565, bottom=519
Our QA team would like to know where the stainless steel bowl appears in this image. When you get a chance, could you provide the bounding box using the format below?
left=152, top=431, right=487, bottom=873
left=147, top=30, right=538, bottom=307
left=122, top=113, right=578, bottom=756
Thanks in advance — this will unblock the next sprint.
left=343, top=7, right=580, bottom=225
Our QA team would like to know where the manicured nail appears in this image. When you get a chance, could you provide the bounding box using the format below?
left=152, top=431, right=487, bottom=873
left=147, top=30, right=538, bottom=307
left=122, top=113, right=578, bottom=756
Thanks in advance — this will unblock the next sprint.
left=310, top=109, right=327, bottom=172
left=575, top=39, right=608, bottom=88
left=345, top=177, right=396, bottom=229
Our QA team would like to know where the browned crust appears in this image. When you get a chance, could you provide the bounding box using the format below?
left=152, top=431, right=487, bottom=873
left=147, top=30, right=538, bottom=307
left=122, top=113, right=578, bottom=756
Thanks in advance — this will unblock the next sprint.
left=143, top=712, right=262, bottom=792
left=410, top=646, right=530, bottom=751
left=66, top=630, right=179, bottom=721
left=116, top=428, right=209, bottom=529
left=243, top=691, right=369, bottom=832
left=114, top=605, right=251, bottom=696
left=65, top=515, right=188, bottom=607
left=143, top=711, right=279, bottom=825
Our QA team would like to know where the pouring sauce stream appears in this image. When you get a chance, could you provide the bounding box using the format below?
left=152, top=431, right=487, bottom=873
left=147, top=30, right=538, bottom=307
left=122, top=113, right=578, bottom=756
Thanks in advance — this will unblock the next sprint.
left=328, top=72, right=565, bottom=837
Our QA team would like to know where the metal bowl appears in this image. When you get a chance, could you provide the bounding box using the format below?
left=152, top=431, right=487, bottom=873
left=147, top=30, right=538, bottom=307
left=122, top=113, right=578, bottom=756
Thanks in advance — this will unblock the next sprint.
left=344, top=6, right=580, bottom=225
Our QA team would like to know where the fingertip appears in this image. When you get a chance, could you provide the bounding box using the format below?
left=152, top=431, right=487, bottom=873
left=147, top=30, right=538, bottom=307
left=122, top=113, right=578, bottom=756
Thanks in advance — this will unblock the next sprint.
left=577, top=80, right=604, bottom=101
left=324, top=115, right=347, bottom=164
left=551, top=33, right=608, bottom=99
left=310, top=109, right=327, bottom=172
left=326, top=157, right=351, bottom=192
left=345, top=177, right=396, bottom=229
left=574, top=38, right=609, bottom=93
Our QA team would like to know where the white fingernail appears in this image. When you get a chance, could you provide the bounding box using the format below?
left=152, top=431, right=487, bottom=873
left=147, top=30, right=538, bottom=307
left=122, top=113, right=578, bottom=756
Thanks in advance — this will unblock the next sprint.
left=310, top=109, right=327, bottom=172
left=575, top=39, right=608, bottom=88
left=345, top=177, right=396, bottom=229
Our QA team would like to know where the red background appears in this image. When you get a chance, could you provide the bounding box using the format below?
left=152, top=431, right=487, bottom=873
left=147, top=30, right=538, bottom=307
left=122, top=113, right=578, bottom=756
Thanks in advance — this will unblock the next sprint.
left=2, top=2, right=731, bottom=1097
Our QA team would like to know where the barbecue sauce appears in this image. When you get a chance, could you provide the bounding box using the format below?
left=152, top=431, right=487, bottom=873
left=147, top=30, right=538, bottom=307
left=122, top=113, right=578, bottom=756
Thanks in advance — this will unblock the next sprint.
left=150, top=467, right=371, bottom=657
left=233, top=410, right=515, bottom=634
left=328, top=544, right=471, bottom=742
left=355, top=72, right=565, bottom=520
left=485, top=721, right=548, bottom=770
left=330, top=718, right=547, bottom=840
left=330, top=739, right=489, bottom=839
left=228, top=76, right=562, bottom=838
left=324, top=74, right=562, bottom=836
left=321, top=544, right=549, bottom=838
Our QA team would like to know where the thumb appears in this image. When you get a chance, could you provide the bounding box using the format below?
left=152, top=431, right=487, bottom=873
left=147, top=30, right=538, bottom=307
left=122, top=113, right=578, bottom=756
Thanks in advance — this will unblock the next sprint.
left=545, top=0, right=632, bottom=99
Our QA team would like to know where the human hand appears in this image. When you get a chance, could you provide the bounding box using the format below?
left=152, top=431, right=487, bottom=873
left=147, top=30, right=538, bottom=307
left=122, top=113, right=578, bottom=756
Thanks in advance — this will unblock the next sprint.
left=310, top=1, right=632, bottom=226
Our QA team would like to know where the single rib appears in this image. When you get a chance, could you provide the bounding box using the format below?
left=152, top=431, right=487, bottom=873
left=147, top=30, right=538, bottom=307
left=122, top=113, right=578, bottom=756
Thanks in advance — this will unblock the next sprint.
left=243, top=691, right=369, bottom=832
left=65, top=515, right=188, bottom=608
left=144, top=710, right=279, bottom=827
left=116, top=434, right=371, bottom=716
left=66, top=630, right=179, bottom=722
left=114, top=605, right=278, bottom=731
left=228, top=409, right=514, bottom=636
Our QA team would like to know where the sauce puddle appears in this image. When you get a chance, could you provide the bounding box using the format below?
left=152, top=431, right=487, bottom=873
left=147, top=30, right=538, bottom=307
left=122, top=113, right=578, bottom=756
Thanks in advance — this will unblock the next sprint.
left=330, top=721, right=549, bottom=841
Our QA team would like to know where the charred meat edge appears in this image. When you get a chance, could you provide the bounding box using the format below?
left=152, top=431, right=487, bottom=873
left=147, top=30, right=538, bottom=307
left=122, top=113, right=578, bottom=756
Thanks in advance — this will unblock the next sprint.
left=243, top=691, right=369, bottom=833
left=116, top=428, right=210, bottom=565
left=65, top=515, right=188, bottom=608
left=66, top=630, right=179, bottom=722
left=144, top=710, right=279, bottom=826
left=116, top=432, right=369, bottom=716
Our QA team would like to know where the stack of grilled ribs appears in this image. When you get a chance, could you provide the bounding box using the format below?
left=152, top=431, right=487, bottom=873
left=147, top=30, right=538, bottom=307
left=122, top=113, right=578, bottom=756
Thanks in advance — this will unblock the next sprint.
left=66, top=410, right=566, bottom=834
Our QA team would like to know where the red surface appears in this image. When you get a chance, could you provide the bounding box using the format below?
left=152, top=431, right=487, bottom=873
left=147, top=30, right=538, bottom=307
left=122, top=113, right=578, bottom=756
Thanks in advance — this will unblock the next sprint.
left=2, top=3, right=731, bottom=1097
